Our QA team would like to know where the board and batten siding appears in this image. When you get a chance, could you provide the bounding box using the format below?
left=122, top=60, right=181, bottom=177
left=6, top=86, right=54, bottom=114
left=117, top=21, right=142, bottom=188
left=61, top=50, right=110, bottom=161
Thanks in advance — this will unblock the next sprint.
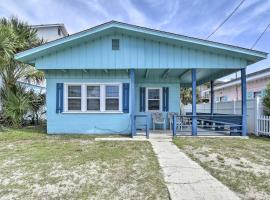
left=35, top=33, right=247, bottom=70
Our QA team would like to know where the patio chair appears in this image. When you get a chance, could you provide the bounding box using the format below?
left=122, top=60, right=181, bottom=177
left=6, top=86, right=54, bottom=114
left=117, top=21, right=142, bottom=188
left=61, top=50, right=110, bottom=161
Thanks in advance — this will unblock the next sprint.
left=152, top=112, right=165, bottom=130
left=168, top=112, right=182, bottom=130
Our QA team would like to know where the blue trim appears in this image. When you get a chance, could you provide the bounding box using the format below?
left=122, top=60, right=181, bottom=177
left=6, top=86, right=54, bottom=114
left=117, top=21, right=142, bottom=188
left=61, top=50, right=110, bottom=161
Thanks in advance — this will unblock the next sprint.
left=130, top=69, right=136, bottom=137
left=140, top=87, right=146, bottom=112
left=173, top=114, right=176, bottom=137
left=241, top=68, right=247, bottom=136
left=192, top=69, right=197, bottom=136
left=56, top=83, right=63, bottom=113
left=162, top=87, right=169, bottom=112
left=210, top=80, right=214, bottom=115
left=122, top=83, right=129, bottom=113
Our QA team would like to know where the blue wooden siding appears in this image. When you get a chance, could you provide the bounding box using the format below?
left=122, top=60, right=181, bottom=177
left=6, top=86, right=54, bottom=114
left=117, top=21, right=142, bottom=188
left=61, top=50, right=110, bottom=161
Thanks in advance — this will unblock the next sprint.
left=35, top=33, right=247, bottom=70
left=46, top=71, right=130, bottom=134
left=46, top=70, right=180, bottom=134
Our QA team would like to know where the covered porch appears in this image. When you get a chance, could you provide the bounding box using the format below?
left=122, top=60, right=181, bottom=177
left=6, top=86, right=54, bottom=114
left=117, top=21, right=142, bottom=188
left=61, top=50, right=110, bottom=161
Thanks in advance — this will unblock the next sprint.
left=129, top=67, right=248, bottom=137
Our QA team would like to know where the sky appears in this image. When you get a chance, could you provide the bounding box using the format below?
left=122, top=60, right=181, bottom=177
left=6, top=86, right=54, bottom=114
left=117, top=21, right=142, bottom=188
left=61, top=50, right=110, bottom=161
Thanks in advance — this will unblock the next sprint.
left=0, top=0, right=269, bottom=81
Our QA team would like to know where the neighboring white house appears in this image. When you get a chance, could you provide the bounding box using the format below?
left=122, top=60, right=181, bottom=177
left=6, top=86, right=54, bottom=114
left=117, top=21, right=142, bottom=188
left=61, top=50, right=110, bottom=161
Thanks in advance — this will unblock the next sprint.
left=202, top=67, right=270, bottom=102
left=0, top=23, right=68, bottom=111
left=30, top=24, right=68, bottom=42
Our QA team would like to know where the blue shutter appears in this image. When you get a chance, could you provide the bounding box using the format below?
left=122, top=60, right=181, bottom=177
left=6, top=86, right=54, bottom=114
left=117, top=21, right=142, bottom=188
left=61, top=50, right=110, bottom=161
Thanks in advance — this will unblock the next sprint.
left=162, top=87, right=169, bottom=111
left=140, top=87, right=146, bottom=112
left=56, top=83, right=64, bottom=113
left=122, top=83, right=129, bottom=113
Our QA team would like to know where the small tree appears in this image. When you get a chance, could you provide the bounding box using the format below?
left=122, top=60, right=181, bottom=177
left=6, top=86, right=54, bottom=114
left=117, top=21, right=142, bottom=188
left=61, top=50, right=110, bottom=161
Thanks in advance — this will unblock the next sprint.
left=27, top=90, right=46, bottom=125
left=181, top=88, right=200, bottom=105
left=263, top=82, right=270, bottom=115
left=2, top=86, right=30, bottom=127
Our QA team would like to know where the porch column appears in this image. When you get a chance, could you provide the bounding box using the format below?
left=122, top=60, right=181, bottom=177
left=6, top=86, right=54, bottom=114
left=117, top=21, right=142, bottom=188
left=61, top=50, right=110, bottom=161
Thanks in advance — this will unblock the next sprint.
left=130, top=69, right=136, bottom=137
left=192, top=69, right=197, bottom=136
left=241, top=68, right=247, bottom=136
left=210, top=80, right=214, bottom=116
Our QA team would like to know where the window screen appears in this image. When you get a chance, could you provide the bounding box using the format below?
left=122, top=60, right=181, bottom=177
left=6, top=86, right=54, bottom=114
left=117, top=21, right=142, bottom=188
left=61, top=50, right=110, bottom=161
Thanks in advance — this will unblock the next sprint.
left=112, top=39, right=119, bottom=50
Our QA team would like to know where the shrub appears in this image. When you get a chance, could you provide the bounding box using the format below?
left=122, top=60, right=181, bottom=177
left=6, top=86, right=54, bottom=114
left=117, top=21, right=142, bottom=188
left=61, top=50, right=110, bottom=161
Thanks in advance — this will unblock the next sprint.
left=263, top=82, right=270, bottom=115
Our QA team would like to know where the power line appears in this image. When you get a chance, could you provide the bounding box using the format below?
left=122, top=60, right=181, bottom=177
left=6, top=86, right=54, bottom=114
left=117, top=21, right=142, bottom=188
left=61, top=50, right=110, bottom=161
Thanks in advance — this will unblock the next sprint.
left=206, top=0, right=246, bottom=39
left=251, top=23, right=270, bottom=49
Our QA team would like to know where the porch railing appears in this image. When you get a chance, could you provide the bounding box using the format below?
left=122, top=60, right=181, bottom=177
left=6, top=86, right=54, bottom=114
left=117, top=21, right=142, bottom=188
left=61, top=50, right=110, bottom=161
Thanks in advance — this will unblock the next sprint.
left=134, top=114, right=149, bottom=139
left=172, top=113, right=243, bottom=136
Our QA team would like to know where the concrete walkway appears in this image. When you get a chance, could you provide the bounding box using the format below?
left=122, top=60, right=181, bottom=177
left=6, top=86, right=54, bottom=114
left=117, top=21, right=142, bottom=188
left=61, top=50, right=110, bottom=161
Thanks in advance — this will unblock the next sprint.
left=150, top=136, right=240, bottom=200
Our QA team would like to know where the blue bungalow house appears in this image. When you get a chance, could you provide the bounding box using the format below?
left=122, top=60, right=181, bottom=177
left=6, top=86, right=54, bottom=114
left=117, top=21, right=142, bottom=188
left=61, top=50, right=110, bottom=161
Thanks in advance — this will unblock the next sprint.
left=15, top=21, right=267, bottom=136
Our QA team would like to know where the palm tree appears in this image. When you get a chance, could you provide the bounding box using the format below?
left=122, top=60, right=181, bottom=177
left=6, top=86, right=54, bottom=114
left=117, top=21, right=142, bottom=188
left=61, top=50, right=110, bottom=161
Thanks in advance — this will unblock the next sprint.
left=0, top=16, right=44, bottom=126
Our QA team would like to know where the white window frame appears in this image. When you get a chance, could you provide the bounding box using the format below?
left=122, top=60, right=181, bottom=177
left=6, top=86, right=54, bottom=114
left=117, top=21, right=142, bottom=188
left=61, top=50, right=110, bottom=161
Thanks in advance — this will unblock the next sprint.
left=146, top=88, right=162, bottom=112
left=105, top=85, right=121, bottom=111
left=86, top=85, right=101, bottom=111
left=65, top=84, right=82, bottom=112
left=64, top=83, right=122, bottom=113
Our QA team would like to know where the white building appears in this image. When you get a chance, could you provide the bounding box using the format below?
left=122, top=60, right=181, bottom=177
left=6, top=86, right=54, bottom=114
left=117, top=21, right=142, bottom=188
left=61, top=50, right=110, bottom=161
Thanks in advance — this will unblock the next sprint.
left=30, top=24, right=68, bottom=42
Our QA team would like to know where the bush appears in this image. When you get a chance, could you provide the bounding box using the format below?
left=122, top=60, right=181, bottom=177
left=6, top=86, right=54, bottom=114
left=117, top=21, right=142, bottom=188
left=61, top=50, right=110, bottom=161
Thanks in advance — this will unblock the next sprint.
left=263, top=82, right=270, bottom=115
left=2, top=87, right=30, bottom=127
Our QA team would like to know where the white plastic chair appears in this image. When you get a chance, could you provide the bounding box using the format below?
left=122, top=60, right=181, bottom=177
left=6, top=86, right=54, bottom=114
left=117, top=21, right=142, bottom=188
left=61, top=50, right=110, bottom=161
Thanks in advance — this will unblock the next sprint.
left=152, top=112, right=165, bottom=130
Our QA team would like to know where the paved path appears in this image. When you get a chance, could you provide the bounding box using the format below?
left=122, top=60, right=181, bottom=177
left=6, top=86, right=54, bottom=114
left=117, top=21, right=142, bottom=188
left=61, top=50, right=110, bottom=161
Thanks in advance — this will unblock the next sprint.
left=150, top=136, right=240, bottom=200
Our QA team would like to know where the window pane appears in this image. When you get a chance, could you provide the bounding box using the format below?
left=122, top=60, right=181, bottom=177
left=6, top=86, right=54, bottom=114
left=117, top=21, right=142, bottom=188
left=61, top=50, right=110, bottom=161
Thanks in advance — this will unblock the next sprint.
left=68, top=86, right=81, bottom=97
left=87, top=86, right=100, bottom=97
left=106, top=99, right=119, bottom=110
left=106, top=86, right=119, bottom=97
left=68, top=99, right=81, bottom=110
left=148, top=89, right=160, bottom=99
left=87, top=99, right=100, bottom=111
left=112, top=39, right=119, bottom=50
left=148, top=100, right=160, bottom=110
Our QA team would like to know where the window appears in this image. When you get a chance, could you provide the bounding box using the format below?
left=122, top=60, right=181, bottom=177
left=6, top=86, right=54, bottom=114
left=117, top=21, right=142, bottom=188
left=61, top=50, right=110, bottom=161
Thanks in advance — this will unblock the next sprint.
left=220, top=96, right=228, bottom=102
left=67, top=85, right=81, bottom=110
left=87, top=86, right=100, bottom=111
left=146, top=88, right=161, bottom=111
left=106, top=85, right=119, bottom=110
left=65, top=83, right=121, bottom=112
left=254, top=91, right=262, bottom=98
left=112, top=39, right=119, bottom=50
left=58, top=28, right=61, bottom=36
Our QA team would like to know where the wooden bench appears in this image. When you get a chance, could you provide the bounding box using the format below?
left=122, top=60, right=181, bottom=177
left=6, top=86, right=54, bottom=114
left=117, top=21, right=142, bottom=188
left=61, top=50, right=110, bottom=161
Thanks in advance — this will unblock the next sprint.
left=185, top=112, right=242, bottom=135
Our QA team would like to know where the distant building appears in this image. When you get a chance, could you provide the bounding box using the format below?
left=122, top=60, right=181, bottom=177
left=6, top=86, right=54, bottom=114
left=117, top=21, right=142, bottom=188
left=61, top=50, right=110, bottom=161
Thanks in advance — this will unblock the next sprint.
left=21, top=24, right=69, bottom=89
left=30, top=24, right=68, bottom=42
left=202, top=68, right=270, bottom=102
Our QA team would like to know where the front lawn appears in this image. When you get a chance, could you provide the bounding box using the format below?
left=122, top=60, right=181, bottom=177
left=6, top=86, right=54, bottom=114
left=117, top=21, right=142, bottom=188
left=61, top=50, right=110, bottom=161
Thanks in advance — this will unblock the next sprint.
left=0, top=127, right=169, bottom=199
left=173, top=136, right=270, bottom=200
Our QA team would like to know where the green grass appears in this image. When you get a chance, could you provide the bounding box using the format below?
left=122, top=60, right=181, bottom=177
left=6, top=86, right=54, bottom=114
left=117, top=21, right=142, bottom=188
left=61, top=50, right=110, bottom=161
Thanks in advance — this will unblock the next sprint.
left=173, top=136, right=270, bottom=200
left=0, top=127, right=169, bottom=199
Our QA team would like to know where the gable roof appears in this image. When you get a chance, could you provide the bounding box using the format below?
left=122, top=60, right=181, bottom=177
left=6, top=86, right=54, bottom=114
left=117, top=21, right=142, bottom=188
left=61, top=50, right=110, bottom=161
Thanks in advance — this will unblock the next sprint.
left=30, top=23, right=69, bottom=36
left=15, top=20, right=267, bottom=63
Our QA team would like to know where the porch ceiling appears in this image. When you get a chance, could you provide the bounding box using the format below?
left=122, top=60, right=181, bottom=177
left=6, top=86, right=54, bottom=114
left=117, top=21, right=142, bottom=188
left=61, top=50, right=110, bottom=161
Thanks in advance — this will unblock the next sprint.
left=136, top=68, right=238, bottom=86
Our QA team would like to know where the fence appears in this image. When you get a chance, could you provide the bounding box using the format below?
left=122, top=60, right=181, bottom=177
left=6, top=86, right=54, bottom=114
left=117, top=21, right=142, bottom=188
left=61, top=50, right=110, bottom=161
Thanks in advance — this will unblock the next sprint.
left=257, top=116, right=270, bottom=136
left=183, top=97, right=267, bottom=135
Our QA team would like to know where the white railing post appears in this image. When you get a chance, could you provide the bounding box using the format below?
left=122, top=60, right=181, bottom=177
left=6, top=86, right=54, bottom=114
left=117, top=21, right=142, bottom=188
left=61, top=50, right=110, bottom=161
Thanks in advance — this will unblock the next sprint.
left=255, top=97, right=259, bottom=136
